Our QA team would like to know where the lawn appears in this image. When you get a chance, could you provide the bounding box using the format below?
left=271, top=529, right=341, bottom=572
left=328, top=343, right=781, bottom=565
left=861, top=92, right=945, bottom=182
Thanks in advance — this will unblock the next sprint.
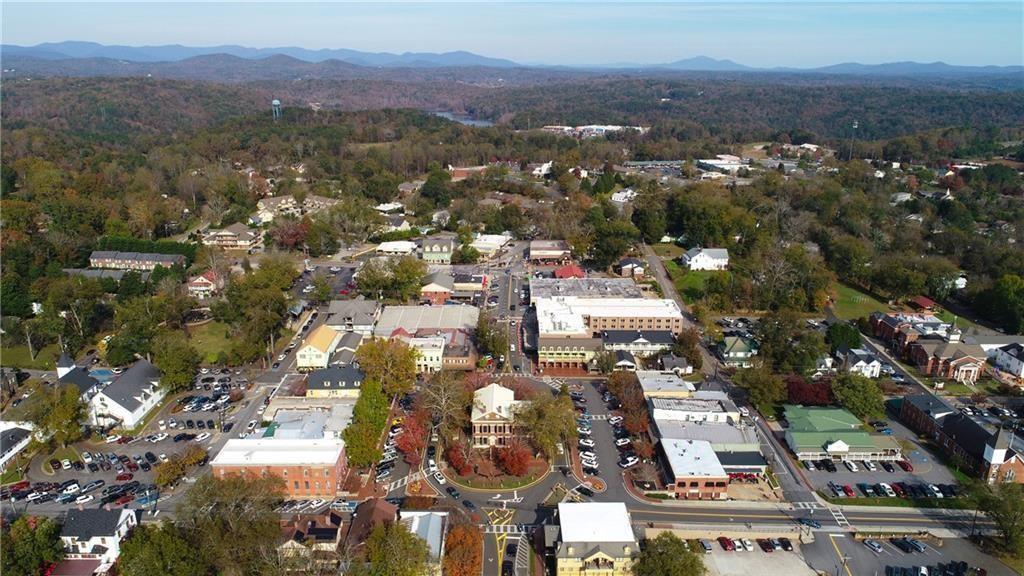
left=830, top=282, right=889, bottom=320
left=188, top=321, right=233, bottom=364
left=935, top=381, right=974, bottom=396
left=664, top=261, right=718, bottom=304
left=652, top=243, right=685, bottom=261
left=934, top=309, right=986, bottom=333
left=0, top=343, right=60, bottom=370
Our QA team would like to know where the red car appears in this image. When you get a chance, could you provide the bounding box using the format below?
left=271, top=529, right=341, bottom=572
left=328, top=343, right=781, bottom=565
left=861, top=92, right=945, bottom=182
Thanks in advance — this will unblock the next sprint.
left=7, top=481, right=29, bottom=492
left=717, top=537, right=735, bottom=551
left=115, top=473, right=133, bottom=482
left=117, top=436, right=133, bottom=444
left=115, top=493, right=135, bottom=506
left=843, top=484, right=855, bottom=498
left=897, top=460, right=914, bottom=472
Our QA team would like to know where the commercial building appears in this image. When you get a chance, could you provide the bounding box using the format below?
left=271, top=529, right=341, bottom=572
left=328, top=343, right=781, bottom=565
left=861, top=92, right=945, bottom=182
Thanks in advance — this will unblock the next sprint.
left=374, top=305, right=479, bottom=339
left=529, top=278, right=643, bottom=301
left=908, top=341, right=987, bottom=384
left=899, top=394, right=955, bottom=438
left=88, top=360, right=165, bottom=429
left=402, top=336, right=446, bottom=373
left=59, top=508, right=138, bottom=572
left=325, top=299, right=381, bottom=336
left=89, top=251, right=185, bottom=271
left=212, top=438, right=347, bottom=498
left=420, top=272, right=455, bottom=306
left=376, top=240, right=417, bottom=256
left=660, top=439, right=729, bottom=500
left=602, top=330, right=675, bottom=356
left=421, top=236, right=455, bottom=265
left=471, top=383, right=524, bottom=449
left=529, top=240, right=572, bottom=263
left=783, top=405, right=902, bottom=462
left=552, top=502, right=637, bottom=576
left=470, top=233, right=512, bottom=256
left=537, top=297, right=684, bottom=337
left=648, top=393, right=740, bottom=424
left=202, top=223, right=261, bottom=250
left=636, top=370, right=696, bottom=399
left=296, top=325, right=344, bottom=372
left=305, top=366, right=365, bottom=399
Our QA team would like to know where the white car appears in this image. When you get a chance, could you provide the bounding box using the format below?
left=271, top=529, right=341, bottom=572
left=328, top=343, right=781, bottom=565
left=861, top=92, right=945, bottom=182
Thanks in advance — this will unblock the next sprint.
left=614, top=437, right=632, bottom=447
left=168, top=420, right=178, bottom=429
left=607, top=416, right=624, bottom=425
left=75, top=494, right=94, bottom=504
left=61, top=459, right=72, bottom=470
left=82, top=452, right=93, bottom=464
left=580, top=456, right=599, bottom=467
left=578, top=438, right=595, bottom=448
left=878, top=483, right=896, bottom=497
left=844, top=460, right=859, bottom=472
left=428, top=459, right=438, bottom=473
left=247, top=420, right=258, bottom=431
left=61, top=483, right=80, bottom=495
left=306, top=499, right=326, bottom=509
left=618, top=455, right=639, bottom=468
left=579, top=451, right=597, bottom=460
left=276, top=353, right=287, bottom=362
left=158, top=420, right=167, bottom=431
left=433, top=471, right=447, bottom=485
left=577, top=427, right=592, bottom=436
left=863, top=460, right=877, bottom=471
left=928, top=484, right=944, bottom=498
left=200, top=368, right=210, bottom=374
left=105, top=434, right=121, bottom=444
left=159, top=453, right=169, bottom=463
left=152, top=433, right=169, bottom=442
left=741, top=538, right=755, bottom=552
left=195, top=432, right=211, bottom=442
left=739, top=406, right=750, bottom=417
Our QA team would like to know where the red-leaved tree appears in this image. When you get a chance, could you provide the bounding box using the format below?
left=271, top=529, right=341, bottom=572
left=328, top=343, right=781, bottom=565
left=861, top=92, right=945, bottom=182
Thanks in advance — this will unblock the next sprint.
left=786, top=375, right=833, bottom=406
left=396, top=418, right=427, bottom=466
left=446, top=444, right=472, bottom=476
left=496, top=441, right=531, bottom=477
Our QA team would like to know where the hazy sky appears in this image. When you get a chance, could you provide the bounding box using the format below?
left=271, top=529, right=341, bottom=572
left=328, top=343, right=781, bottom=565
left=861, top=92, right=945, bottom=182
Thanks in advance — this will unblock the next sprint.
left=3, top=2, right=1022, bottom=67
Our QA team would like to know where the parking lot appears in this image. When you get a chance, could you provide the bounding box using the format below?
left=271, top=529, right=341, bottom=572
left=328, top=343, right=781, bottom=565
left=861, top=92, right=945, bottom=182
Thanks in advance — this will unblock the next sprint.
left=569, top=379, right=640, bottom=488
left=701, top=539, right=816, bottom=576
left=803, top=534, right=1018, bottom=576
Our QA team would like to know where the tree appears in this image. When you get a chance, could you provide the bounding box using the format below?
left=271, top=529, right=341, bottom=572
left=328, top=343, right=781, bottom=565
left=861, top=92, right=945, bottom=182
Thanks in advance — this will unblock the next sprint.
left=308, top=273, right=333, bottom=305
left=786, top=375, right=833, bottom=406
left=632, top=532, right=705, bottom=576
left=987, top=274, right=1024, bottom=334
left=831, top=373, right=884, bottom=421
left=119, top=523, right=211, bottom=576
left=26, top=381, right=85, bottom=448
left=672, top=328, right=704, bottom=371
left=443, top=523, right=484, bottom=576
left=355, top=338, right=418, bottom=397
left=418, top=371, right=472, bottom=443
left=826, top=322, right=862, bottom=352
left=475, top=311, right=508, bottom=359
left=1, top=516, right=64, bottom=576
left=732, top=367, right=785, bottom=414
left=445, top=443, right=472, bottom=476
left=971, top=481, right=1024, bottom=557
left=515, top=391, right=577, bottom=458
left=395, top=417, right=428, bottom=466
left=496, top=440, right=531, bottom=476
left=592, top=350, right=616, bottom=375
left=359, top=522, right=430, bottom=576
left=153, top=330, right=200, bottom=392
left=343, top=379, right=389, bottom=467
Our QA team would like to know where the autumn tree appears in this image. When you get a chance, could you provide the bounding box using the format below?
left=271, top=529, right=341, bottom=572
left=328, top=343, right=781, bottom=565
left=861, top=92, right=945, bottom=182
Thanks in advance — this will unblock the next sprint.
left=496, top=440, right=531, bottom=477
left=26, top=381, right=86, bottom=448
left=672, top=328, right=704, bottom=371
left=356, top=522, right=430, bottom=576
left=515, top=390, right=577, bottom=458
left=446, top=443, right=472, bottom=476
left=356, top=338, right=418, bottom=397
left=1, top=516, right=64, bottom=576
left=417, top=371, right=472, bottom=443
left=119, top=524, right=210, bottom=576
left=443, top=523, right=484, bottom=576
left=395, top=418, right=428, bottom=466
left=632, top=532, right=705, bottom=576
left=732, top=367, right=785, bottom=415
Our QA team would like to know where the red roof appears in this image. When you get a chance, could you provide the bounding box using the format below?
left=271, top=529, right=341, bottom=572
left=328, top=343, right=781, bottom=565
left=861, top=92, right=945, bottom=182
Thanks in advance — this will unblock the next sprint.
left=554, top=265, right=585, bottom=279
left=910, top=296, right=936, bottom=310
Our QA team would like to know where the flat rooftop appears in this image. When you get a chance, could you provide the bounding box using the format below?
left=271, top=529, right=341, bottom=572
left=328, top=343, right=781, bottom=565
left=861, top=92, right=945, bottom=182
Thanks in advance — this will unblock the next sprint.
left=653, top=418, right=760, bottom=447
left=535, top=298, right=683, bottom=336
left=529, top=277, right=643, bottom=300
left=211, top=438, right=345, bottom=466
left=374, top=305, right=479, bottom=338
left=662, top=438, right=728, bottom=479
left=557, top=502, right=636, bottom=544
left=650, top=396, right=739, bottom=416
left=636, top=370, right=696, bottom=395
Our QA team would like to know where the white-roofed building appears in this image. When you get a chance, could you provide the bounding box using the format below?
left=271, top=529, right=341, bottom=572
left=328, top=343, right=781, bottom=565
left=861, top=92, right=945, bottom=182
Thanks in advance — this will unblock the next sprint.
left=648, top=395, right=740, bottom=424
left=211, top=438, right=346, bottom=498
left=680, top=247, right=729, bottom=271
left=660, top=438, right=730, bottom=500
left=636, top=370, right=696, bottom=399
left=400, top=511, right=448, bottom=575
left=554, top=502, right=638, bottom=575
left=471, top=383, right=524, bottom=448
left=400, top=336, right=445, bottom=374
left=376, top=240, right=418, bottom=256
left=470, top=233, right=512, bottom=256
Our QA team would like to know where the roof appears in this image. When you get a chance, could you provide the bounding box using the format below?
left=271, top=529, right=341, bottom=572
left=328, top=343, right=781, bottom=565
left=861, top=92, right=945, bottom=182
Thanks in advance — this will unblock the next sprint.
left=1, top=426, right=31, bottom=451
left=683, top=247, right=729, bottom=260
left=636, top=370, right=696, bottom=395
left=376, top=240, right=417, bottom=252
left=347, top=499, right=398, bottom=546
left=422, top=272, right=455, bottom=292
left=553, top=265, right=586, bottom=279
left=836, top=346, right=879, bottom=366
left=602, top=330, right=675, bottom=346
left=61, top=509, right=131, bottom=540
left=529, top=277, right=643, bottom=300
left=59, top=367, right=101, bottom=396
left=903, top=394, right=954, bottom=419
left=51, top=560, right=103, bottom=576
left=536, top=297, right=683, bottom=336
left=326, top=299, right=380, bottom=327
left=618, top=257, right=644, bottom=268
left=99, top=360, right=161, bottom=412
left=650, top=396, right=739, bottom=418
left=306, top=366, right=365, bottom=391
left=997, top=342, right=1024, bottom=360
left=653, top=419, right=759, bottom=447
left=472, top=383, right=522, bottom=421
left=374, top=305, right=479, bottom=338
left=660, top=354, right=690, bottom=371
left=938, top=414, right=992, bottom=461
left=614, top=350, right=637, bottom=365
left=910, top=295, right=937, bottom=309
left=57, top=352, right=74, bottom=369
left=400, top=511, right=447, bottom=560
left=89, top=251, right=184, bottom=264
left=280, top=512, right=342, bottom=545
left=784, top=405, right=861, bottom=432
left=421, top=236, right=455, bottom=250
left=211, top=438, right=345, bottom=466
left=715, top=450, right=769, bottom=467
left=661, top=438, right=728, bottom=479
left=302, top=325, right=343, bottom=355
left=557, top=503, right=636, bottom=544
left=529, top=240, right=571, bottom=253
left=913, top=341, right=985, bottom=362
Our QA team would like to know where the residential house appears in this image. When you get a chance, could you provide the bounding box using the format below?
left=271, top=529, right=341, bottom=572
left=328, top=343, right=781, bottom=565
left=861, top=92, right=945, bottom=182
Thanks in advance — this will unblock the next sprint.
left=329, top=332, right=363, bottom=366
left=255, top=195, right=301, bottom=224
left=660, top=438, right=730, bottom=500
left=680, top=247, right=729, bottom=271
left=88, top=360, right=165, bottom=429
left=400, top=511, right=448, bottom=576
left=305, top=366, right=365, bottom=399
left=296, top=325, right=344, bottom=372
left=345, top=498, right=398, bottom=553
left=57, top=353, right=102, bottom=401
left=992, top=343, right=1024, bottom=379
left=553, top=502, right=637, bottom=576
left=212, top=438, right=347, bottom=498
left=187, top=270, right=224, bottom=299
left=89, top=251, right=185, bottom=271
left=659, top=354, right=693, bottom=376
left=420, top=272, right=455, bottom=306
left=202, top=223, right=261, bottom=250
left=0, top=421, right=34, bottom=471
left=908, top=341, right=986, bottom=383
left=835, top=346, right=882, bottom=378
left=421, top=236, right=455, bottom=265
left=383, top=214, right=411, bottom=233
left=783, top=405, right=902, bottom=462
left=60, top=508, right=137, bottom=566
left=719, top=335, right=759, bottom=368
left=615, top=257, right=645, bottom=278
left=613, top=350, right=638, bottom=372
left=471, top=383, right=524, bottom=448
left=602, top=330, right=675, bottom=357
left=431, top=209, right=450, bottom=227
left=324, top=299, right=381, bottom=336
left=278, top=512, right=344, bottom=569
left=553, top=264, right=586, bottom=279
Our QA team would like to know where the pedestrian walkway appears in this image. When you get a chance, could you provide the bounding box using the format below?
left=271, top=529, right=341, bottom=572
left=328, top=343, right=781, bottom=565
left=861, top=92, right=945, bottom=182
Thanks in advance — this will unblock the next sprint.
left=386, top=471, right=423, bottom=494
left=513, top=534, right=531, bottom=575
left=484, top=523, right=535, bottom=535
left=829, top=507, right=850, bottom=528
left=794, top=501, right=823, bottom=510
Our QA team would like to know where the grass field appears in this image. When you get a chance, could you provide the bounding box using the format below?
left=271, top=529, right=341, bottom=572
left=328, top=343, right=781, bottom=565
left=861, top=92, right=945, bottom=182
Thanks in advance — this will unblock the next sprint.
left=831, top=282, right=889, bottom=320
left=664, top=261, right=718, bottom=304
left=189, top=321, right=233, bottom=364
left=652, top=243, right=685, bottom=261
left=934, top=309, right=986, bottom=333
left=0, top=343, right=60, bottom=370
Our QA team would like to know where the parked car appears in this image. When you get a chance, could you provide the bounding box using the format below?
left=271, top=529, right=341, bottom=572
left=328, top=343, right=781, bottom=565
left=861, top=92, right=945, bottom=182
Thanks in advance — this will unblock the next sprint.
left=717, top=537, right=735, bottom=551
left=756, top=538, right=774, bottom=553
left=433, top=471, right=446, bottom=485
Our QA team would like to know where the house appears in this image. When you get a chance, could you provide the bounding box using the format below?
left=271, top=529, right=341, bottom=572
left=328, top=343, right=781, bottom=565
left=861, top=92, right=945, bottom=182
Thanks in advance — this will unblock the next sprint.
left=835, top=346, right=882, bottom=378
left=344, top=498, right=398, bottom=555
left=636, top=370, right=696, bottom=399
left=471, top=383, right=524, bottom=448
left=375, top=202, right=405, bottom=214
left=420, top=272, right=455, bottom=306
left=383, top=214, right=411, bottom=233
left=452, top=273, right=488, bottom=294
left=659, top=354, right=693, bottom=376
left=529, top=240, right=572, bottom=263
left=992, top=343, right=1024, bottom=379
left=609, top=188, right=638, bottom=207
left=60, top=508, right=137, bottom=566
left=660, top=438, right=730, bottom=500
left=783, top=405, right=902, bottom=462
left=553, top=503, right=637, bottom=576
left=718, top=335, right=759, bottom=368
left=212, top=438, right=347, bottom=498
left=680, top=247, right=729, bottom=271
left=899, top=394, right=955, bottom=438
left=613, top=350, right=638, bottom=372
left=553, top=264, right=586, bottom=279
left=909, top=295, right=937, bottom=311
left=376, top=240, right=418, bottom=256
left=329, top=332, right=363, bottom=366
left=187, top=270, right=224, bottom=299
left=278, top=512, right=344, bottom=568
left=401, top=336, right=446, bottom=374
left=908, top=341, right=987, bottom=383
left=297, top=326, right=345, bottom=372
left=0, top=421, right=34, bottom=471
left=57, top=353, right=103, bottom=401
left=324, top=299, right=381, bottom=336
left=421, top=236, right=455, bottom=265
left=812, top=355, right=835, bottom=379
left=88, top=360, right=165, bottom=429
left=400, top=511, right=448, bottom=576
left=256, top=195, right=301, bottom=223
left=89, top=251, right=185, bottom=271
left=202, top=223, right=261, bottom=250
left=305, top=366, right=365, bottom=399
left=602, top=330, right=675, bottom=356
left=615, top=257, right=645, bottom=278
left=431, top=209, right=450, bottom=227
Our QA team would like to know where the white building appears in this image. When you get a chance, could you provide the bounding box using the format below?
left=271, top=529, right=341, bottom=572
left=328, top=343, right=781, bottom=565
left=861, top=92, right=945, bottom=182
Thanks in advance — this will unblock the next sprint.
left=470, top=233, right=512, bottom=257
left=835, top=347, right=882, bottom=379
left=297, top=325, right=345, bottom=372
left=376, top=240, right=418, bottom=256
left=88, top=361, right=165, bottom=429
left=0, top=421, right=35, bottom=471
left=554, top=502, right=638, bottom=575
left=610, top=188, right=638, bottom=205
left=680, top=247, right=729, bottom=271
left=636, top=370, right=696, bottom=399
left=993, top=343, right=1024, bottom=379
left=61, top=508, right=137, bottom=567
left=325, top=299, right=381, bottom=336
left=400, top=336, right=445, bottom=374
left=400, top=511, right=448, bottom=576
left=648, top=393, right=740, bottom=424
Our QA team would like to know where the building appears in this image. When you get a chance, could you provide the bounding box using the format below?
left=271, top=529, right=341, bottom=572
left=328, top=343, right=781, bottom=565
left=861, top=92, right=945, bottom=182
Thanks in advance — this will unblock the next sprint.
left=659, top=354, right=693, bottom=376
left=400, top=511, right=448, bottom=576
left=602, top=330, right=675, bottom=356
left=187, top=270, right=224, bottom=299
left=537, top=298, right=684, bottom=339
left=783, top=405, right=902, bottom=462
left=719, top=335, right=759, bottom=368
left=899, top=394, right=955, bottom=438
left=325, top=299, right=381, bottom=336
left=835, top=346, right=882, bottom=378
left=529, top=240, right=572, bottom=263
left=660, top=438, right=730, bottom=500
left=402, top=336, right=446, bottom=373
left=212, top=438, right=346, bottom=498
left=553, top=502, right=637, bottom=576
left=613, top=350, right=638, bottom=372
left=344, top=498, right=398, bottom=556
left=697, top=155, right=747, bottom=174
left=470, top=233, right=512, bottom=257
left=992, top=343, right=1024, bottom=379
left=296, top=325, right=344, bottom=372
left=869, top=312, right=960, bottom=358
left=908, top=341, right=986, bottom=383
left=329, top=332, right=363, bottom=366
left=649, top=395, right=740, bottom=424
left=383, top=214, right=411, bottom=233
left=88, top=360, right=165, bottom=429
left=89, top=251, right=185, bottom=271
left=376, top=240, right=418, bottom=256
left=420, top=272, right=455, bottom=306
left=202, top=223, right=261, bottom=250
left=57, top=353, right=103, bottom=401
left=935, top=415, right=1024, bottom=484
left=452, top=273, right=488, bottom=294
left=421, top=236, right=455, bottom=265
left=553, top=265, right=586, bottom=279
left=680, top=248, right=729, bottom=271
left=636, top=370, right=696, bottom=399
left=0, top=421, right=34, bottom=471
left=529, top=277, right=643, bottom=301
left=305, top=366, right=365, bottom=399
left=471, top=383, right=524, bottom=448
left=60, top=508, right=137, bottom=567
left=277, top=512, right=344, bottom=568
left=615, top=258, right=645, bottom=278
left=374, top=305, right=479, bottom=339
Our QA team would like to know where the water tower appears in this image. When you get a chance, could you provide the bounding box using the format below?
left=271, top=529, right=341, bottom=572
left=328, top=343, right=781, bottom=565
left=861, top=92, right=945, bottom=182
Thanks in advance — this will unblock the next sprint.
left=272, top=99, right=282, bottom=120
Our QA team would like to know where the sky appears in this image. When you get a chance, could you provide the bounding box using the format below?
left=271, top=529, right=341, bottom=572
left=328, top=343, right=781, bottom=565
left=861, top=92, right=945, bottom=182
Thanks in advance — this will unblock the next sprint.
left=2, top=1, right=1022, bottom=67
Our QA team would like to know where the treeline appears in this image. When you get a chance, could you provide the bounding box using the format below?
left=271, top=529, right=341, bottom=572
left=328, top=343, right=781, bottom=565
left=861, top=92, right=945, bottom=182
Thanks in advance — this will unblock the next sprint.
left=97, top=235, right=197, bottom=262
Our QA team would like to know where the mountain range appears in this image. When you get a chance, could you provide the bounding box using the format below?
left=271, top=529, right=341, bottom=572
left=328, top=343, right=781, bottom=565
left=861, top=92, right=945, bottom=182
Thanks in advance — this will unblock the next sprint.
left=2, top=41, right=1021, bottom=78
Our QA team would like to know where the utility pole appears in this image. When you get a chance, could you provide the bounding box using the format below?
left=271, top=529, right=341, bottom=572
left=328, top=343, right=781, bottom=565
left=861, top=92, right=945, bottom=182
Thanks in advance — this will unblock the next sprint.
left=848, top=120, right=858, bottom=162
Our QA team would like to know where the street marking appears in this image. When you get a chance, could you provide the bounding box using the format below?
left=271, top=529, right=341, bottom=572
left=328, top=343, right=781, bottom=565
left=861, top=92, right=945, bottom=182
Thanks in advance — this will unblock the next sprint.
left=385, top=471, right=423, bottom=493
left=829, top=507, right=850, bottom=528
left=794, top=501, right=822, bottom=510
left=631, top=509, right=791, bottom=519
left=828, top=534, right=854, bottom=576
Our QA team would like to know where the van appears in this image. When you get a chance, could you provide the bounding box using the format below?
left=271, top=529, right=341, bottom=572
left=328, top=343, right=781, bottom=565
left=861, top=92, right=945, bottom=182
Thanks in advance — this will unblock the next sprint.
left=906, top=538, right=928, bottom=553
left=699, top=539, right=713, bottom=554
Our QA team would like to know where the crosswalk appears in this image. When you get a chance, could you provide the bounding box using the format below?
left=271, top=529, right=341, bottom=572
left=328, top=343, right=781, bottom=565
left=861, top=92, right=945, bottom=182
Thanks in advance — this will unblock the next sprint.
left=829, top=507, right=851, bottom=527
left=794, top=501, right=823, bottom=510
left=484, top=523, right=535, bottom=535
left=386, top=471, right=423, bottom=493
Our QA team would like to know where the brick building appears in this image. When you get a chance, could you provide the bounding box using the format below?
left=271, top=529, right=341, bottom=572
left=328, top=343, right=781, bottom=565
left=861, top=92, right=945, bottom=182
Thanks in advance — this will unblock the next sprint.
left=899, top=394, right=955, bottom=438
left=660, top=438, right=730, bottom=500
left=211, top=438, right=346, bottom=498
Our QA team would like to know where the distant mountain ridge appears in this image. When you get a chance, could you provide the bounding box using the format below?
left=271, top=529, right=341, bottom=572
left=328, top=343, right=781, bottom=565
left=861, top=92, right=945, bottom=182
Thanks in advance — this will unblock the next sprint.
left=2, top=41, right=1021, bottom=78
